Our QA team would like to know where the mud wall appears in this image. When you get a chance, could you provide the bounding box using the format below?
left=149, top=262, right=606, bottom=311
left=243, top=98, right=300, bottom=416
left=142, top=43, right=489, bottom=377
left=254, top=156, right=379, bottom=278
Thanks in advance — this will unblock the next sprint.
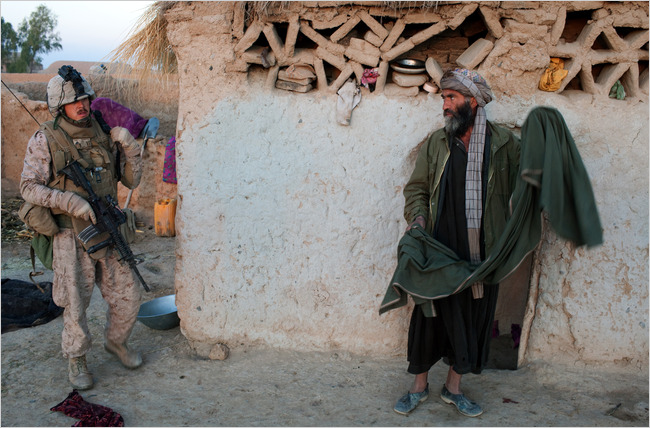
left=1, top=87, right=51, bottom=197
left=1, top=75, right=179, bottom=225
left=149, top=1, right=650, bottom=369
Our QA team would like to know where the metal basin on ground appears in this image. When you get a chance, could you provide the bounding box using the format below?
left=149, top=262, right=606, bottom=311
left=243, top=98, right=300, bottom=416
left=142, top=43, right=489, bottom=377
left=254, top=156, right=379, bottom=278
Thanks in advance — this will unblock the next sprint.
left=137, top=294, right=179, bottom=330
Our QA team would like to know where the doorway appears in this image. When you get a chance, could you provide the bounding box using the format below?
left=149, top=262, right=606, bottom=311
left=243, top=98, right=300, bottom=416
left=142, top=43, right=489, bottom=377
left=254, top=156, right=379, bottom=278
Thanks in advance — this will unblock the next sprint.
left=486, top=254, right=533, bottom=370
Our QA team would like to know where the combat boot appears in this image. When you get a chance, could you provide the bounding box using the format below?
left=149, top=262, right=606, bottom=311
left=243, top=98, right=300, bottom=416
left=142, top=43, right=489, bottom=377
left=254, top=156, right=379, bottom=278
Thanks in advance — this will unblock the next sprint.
left=104, top=340, right=143, bottom=369
left=68, top=355, right=93, bottom=390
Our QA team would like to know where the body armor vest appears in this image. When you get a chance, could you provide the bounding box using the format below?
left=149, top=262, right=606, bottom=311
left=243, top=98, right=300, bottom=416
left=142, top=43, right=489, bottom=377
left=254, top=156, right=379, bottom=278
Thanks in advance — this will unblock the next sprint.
left=43, top=116, right=117, bottom=202
left=42, top=116, right=118, bottom=259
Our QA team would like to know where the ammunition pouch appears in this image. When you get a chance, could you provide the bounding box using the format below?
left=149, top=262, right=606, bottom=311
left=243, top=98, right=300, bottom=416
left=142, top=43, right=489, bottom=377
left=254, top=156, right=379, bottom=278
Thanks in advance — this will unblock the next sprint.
left=71, top=216, right=109, bottom=260
left=18, top=202, right=59, bottom=236
left=119, top=208, right=137, bottom=244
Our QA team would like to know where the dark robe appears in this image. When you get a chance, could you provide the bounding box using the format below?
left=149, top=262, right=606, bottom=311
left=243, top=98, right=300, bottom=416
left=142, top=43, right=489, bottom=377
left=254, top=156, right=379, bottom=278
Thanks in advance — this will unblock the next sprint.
left=406, top=132, right=499, bottom=375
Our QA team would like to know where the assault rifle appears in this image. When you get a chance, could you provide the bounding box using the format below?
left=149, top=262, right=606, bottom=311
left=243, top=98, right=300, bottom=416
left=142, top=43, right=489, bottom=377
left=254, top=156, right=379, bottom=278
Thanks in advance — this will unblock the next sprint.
left=59, top=160, right=150, bottom=292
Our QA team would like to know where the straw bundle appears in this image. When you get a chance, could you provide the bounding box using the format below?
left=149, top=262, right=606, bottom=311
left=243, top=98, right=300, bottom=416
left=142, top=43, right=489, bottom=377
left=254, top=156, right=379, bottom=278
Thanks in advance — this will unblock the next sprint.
left=100, top=1, right=445, bottom=90
left=247, top=1, right=443, bottom=16
left=106, top=1, right=443, bottom=76
left=107, top=1, right=177, bottom=81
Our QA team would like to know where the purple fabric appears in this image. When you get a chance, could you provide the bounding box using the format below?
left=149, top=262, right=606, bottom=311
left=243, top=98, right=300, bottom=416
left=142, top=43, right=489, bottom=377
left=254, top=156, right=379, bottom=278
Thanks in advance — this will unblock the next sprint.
left=491, top=320, right=499, bottom=338
left=511, top=323, right=521, bottom=348
left=163, top=136, right=177, bottom=184
left=91, top=97, right=148, bottom=139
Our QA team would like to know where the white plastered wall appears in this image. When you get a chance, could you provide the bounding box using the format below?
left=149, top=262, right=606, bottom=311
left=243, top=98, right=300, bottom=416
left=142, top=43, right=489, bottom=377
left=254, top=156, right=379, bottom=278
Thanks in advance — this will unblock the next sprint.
left=166, top=2, right=649, bottom=369
left=173, top=86, right=648, bottom=368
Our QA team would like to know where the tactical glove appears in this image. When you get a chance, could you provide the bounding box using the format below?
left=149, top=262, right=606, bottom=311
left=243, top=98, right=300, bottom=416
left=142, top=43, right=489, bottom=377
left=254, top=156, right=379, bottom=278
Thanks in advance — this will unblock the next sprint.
left=110, top=126, right=141, bottom=158
left=58, top=191, right=97, bottom=224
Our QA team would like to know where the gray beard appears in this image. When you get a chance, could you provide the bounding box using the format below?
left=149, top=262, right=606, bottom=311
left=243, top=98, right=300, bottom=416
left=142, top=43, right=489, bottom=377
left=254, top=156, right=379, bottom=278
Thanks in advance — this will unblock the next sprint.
left=444, top=101, right=475, bottom=138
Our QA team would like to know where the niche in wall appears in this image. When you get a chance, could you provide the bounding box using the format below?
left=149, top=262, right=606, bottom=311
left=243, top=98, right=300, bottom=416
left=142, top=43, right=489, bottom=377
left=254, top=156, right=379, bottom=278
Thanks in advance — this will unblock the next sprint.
left=235, top=3, right=648, bottom=99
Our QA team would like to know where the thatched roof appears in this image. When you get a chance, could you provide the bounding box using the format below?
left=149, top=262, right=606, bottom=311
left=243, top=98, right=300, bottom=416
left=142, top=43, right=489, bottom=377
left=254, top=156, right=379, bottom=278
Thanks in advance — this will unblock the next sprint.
left=108, top=1, right=178, bottom=81
left=106, top=1, right=456, bottom=82
left=107, top=1, right=453, bottom=78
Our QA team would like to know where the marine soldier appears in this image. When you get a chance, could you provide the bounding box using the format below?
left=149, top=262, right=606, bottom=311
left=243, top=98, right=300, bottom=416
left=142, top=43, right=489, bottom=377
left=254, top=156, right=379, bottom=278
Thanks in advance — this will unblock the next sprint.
left=20, top=66, right=145, bottom=390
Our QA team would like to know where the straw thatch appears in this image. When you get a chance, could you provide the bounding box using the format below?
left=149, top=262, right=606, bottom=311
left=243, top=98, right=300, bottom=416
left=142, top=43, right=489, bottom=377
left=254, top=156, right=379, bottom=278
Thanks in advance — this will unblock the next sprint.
left=107, top=1, right=178, bottom=81
left=107, top=1, right=447, bottom=80
left=246, top=1, right=444, bottom=19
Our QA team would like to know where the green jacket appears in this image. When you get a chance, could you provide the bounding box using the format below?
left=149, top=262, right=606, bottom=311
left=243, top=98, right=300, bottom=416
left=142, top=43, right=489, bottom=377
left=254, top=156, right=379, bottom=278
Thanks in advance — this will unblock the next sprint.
left=381, top=107, right=602, bottom=317
left=403, top=121, right=521, bottom=256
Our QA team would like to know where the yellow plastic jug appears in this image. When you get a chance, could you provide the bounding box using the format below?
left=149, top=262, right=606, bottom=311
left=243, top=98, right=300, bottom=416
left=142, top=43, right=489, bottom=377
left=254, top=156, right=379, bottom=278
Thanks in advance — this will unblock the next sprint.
left=154, top=198, right=176, bottom=237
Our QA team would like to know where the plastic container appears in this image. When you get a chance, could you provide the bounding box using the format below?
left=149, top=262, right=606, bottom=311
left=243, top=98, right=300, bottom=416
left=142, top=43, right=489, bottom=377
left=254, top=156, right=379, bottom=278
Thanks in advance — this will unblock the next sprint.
left=154, top=198, right=176, bottom=237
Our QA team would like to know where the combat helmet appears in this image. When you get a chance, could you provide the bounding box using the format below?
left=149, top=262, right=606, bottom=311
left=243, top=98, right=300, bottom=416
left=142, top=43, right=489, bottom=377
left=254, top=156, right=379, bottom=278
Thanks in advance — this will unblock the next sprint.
left=46, top=65, right=96, bottom=117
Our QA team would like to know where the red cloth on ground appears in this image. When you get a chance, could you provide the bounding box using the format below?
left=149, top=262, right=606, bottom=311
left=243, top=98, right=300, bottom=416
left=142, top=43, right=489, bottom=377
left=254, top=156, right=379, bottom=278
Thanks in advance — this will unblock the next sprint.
left=50, top=390, right=124, bottom=427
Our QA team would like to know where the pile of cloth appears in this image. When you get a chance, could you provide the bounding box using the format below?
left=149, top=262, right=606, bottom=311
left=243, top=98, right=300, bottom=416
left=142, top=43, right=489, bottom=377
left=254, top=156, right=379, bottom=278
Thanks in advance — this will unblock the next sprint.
left=91, top=98, right=149, bottom=139
left=1, top=279, right=63, bottom=333
left=51, top=390, right=124, bottom=427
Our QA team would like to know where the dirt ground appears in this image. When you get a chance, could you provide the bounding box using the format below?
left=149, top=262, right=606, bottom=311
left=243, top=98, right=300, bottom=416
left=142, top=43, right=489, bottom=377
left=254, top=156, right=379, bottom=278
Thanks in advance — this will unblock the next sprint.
left=1, top=211, right=648, bottom=427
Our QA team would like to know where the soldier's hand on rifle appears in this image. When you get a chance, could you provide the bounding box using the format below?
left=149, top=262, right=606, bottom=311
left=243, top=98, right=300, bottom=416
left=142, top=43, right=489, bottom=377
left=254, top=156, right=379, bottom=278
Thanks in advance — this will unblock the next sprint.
left=110, top=126, right=141, bottom=158
left=58, top=191, right=97, bottom=224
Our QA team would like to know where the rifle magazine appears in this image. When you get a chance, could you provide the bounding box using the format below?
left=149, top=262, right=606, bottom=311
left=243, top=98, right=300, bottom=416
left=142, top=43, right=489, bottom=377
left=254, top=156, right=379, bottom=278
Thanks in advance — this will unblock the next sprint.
left=78, top=224, right=100, bottom=244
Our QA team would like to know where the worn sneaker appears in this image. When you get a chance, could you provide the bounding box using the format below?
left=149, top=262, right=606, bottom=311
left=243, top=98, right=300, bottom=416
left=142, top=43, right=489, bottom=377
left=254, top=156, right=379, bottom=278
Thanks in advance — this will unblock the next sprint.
left=104, top=341, right=143, bottom=369
left=393, top=384, right=429, bottom=415
left=440, top=385, right=483, bottom=417
left=68, top=356, right=93, bottom=390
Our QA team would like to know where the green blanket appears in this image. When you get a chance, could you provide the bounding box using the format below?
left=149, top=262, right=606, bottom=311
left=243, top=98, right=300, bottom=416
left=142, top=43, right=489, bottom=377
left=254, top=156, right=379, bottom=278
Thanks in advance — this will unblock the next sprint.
left=380, top=106, right=603, bottom=317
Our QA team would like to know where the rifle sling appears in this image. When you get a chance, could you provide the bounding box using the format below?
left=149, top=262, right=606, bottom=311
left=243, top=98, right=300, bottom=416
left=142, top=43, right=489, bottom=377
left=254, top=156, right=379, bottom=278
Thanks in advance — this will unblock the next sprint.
left=28, top=246, right=46, bottom=293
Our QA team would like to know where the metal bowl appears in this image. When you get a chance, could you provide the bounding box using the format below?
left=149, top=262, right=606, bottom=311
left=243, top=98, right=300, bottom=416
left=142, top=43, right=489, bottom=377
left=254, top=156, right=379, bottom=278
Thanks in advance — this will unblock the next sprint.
left=394, top=58, right=425, bottom=68
left=137, top=294, right=180, bottom=330
left=391, top=58, right=426, bottom=74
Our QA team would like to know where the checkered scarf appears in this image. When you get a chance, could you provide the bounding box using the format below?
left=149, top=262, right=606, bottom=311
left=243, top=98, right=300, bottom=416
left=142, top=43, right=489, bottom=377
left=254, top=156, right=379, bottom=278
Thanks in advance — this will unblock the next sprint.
left=441, top=69, right=493, bottom=299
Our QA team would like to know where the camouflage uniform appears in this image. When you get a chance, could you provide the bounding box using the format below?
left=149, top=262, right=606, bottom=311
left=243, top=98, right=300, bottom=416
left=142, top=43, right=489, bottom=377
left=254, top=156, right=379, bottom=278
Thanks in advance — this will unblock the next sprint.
left=21, top=125, right=143, bottom=359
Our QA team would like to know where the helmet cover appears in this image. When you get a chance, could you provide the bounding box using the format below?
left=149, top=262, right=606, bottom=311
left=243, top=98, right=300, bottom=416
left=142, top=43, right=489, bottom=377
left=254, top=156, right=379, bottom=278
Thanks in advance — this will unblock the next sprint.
left=46, top=66, right=96, bottom=117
